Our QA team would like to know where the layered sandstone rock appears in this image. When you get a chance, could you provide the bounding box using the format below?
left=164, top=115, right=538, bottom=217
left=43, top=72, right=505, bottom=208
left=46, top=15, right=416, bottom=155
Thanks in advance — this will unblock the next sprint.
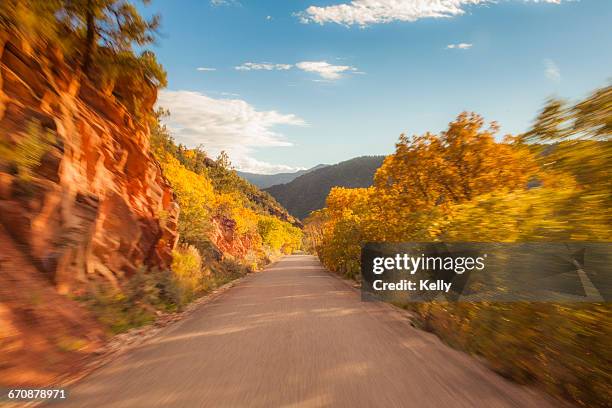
left=209, top=216, right=254, bottom=259
left=0, top=33, right=178, bottom=384
left=0, top=33, right=179, bottom=293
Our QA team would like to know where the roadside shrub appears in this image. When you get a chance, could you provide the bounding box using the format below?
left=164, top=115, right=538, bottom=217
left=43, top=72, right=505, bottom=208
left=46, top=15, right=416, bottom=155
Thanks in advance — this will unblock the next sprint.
left=129, top=267, right=183, bottom=312
left=407, top=302, right=611, bottom=406
left=80, top=285, right=156, bottom=335
left=79, top=267, right=183, bottom=334
left=212, top=257, right=250, bottom=285
left=171, top=245, right=205, bottom=303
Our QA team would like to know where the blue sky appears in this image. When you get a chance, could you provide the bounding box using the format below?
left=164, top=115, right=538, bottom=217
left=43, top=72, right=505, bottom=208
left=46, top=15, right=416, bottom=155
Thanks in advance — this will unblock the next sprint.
left=146, top=0, right=612, bottom=173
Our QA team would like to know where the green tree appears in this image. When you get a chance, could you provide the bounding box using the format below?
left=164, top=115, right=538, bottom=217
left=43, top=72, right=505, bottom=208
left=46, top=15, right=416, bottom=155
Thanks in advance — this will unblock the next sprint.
left=59, top=0, right=160, bottom=74
left=522, top=98, right=570, bottom=142
left=522, top=85, right=611, bottom=142
left=571, top=85, right=612, bottom=139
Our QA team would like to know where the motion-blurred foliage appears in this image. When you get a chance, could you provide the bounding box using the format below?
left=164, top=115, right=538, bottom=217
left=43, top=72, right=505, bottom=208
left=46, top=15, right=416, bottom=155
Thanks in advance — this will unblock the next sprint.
left=0, top=119, right=56, bottom=182
left=0, top=0, right=166, bottom=118
left=305, top=84, right=611, bottom=407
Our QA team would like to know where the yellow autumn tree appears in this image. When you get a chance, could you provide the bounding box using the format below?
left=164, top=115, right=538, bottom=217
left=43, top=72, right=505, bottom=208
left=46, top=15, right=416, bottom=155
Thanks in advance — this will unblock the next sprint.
left=307, top=85, right=611, bottom=407
left=374, top=112, right=538, bottom=212
left=313, top=112, right=543, bottom=277
left=258, top=215, right=302, bottom=254
left=156, top=152, right=216, bottom=245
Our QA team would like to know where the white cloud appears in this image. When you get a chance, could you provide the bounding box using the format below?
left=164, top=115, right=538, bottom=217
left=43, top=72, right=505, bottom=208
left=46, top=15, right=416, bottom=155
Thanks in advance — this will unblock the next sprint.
left=298, top=0, right=568, bottom=26
left=196, top=67, right=217, bottom=71
left=210, top=0, right=240, bottom=6
left=544, top=59, right=561, bottom=82
left=447, top=43, right=473, bottom=49
left=236, top=157, right=303, bottom=174
left=156, top=90, right=306, bottom=173
left=295, top=61, right=358, bottom=80
left=235, top=62, right=293, bottom=71
left=235, top=60, right=361, bottom=80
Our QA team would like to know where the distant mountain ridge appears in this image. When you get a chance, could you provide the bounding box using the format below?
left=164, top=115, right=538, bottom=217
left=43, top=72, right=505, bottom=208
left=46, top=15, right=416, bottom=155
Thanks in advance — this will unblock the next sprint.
left=264, top=156, right=385, bottom=219
left=237, top=164, right=328, bottom=189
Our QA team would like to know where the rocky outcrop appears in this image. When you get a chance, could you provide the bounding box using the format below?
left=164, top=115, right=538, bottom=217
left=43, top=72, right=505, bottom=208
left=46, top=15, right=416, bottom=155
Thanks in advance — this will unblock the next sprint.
left=209, top=216, right=254, bottom=259
left=0, top=33, right=179, bottom=293
left=0, top=33, right=178, bottom=384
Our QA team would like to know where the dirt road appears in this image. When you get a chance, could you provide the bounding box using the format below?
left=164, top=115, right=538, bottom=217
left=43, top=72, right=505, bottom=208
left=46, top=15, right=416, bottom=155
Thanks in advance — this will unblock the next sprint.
left=57, top=255, right=557, bottom=407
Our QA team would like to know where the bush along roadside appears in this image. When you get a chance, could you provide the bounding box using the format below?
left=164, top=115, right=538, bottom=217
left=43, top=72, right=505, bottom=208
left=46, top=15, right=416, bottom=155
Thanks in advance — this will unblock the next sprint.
left=75, top=250, right=252, bottom=335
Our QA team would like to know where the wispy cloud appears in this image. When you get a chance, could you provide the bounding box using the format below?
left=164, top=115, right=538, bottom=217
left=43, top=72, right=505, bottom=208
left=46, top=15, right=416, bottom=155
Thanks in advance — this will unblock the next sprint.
left=295, top=61, right=358, bottom=80
left=298, top=0, right=568, bottom=26
left=156, top=90, right=306, bottom=174
left=235, top=62, right=293, bottom=71
left=196, top=67, right=217, bottom=72
left=447, top=43, right=473, bottom=50
left=544, top=59, right=561, bottom=82
left=210, top=0, right=240, bottom=6
left=235, top=60, right=361, bottom=80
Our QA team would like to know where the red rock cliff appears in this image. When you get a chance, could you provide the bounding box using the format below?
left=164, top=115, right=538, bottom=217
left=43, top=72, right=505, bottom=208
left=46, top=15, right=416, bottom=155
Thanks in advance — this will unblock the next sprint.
left=0, top=33, right=179, bottom=292
left=0, top=33, right=179, bottom=384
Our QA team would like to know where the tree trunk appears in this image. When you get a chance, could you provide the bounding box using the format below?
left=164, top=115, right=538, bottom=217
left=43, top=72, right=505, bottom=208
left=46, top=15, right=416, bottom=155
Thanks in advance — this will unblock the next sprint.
left=81, top=0, right=95, bottom=76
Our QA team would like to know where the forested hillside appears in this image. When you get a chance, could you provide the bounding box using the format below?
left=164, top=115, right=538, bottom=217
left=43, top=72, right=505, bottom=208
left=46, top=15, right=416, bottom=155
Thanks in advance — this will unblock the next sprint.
left=305, top=87, right=611, bottom=407
left=265, top=156, right=384, bottom=219
left=237, top=164, right=327, bottom=189
left=150, top=113, right=302, bottom=269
